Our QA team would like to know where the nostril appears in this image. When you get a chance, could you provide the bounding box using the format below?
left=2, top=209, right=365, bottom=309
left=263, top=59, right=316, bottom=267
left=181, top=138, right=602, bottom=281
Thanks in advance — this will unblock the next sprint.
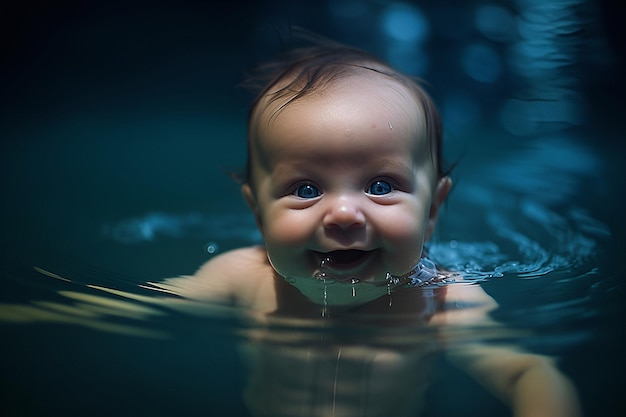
left=325, top=220, right=364, bottom=230
left=323, top=207, right=366, bottom=230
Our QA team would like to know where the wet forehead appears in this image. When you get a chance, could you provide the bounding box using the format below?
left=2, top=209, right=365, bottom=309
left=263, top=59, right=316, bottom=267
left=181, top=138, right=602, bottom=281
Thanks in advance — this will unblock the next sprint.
left=251, top=73, right=427, bottom=166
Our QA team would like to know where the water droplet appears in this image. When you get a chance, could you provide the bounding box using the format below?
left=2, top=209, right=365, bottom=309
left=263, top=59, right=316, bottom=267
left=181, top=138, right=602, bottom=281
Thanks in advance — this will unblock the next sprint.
left=315, top=272, right=327, bottom=281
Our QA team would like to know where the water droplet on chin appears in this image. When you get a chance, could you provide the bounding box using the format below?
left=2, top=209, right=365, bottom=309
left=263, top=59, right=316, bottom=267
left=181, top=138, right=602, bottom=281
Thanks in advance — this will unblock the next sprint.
left=315, top=272, right=327, bottom=281
left=314, top=272, right=336, bottom=284
left=320, top=256, right=332, bottom=268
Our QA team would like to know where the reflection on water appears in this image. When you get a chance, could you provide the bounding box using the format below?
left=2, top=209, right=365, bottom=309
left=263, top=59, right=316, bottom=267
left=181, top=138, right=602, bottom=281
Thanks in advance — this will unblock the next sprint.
left=0, top=268, right=169, bottom=339
left=1, top=265, right=531, bottom=417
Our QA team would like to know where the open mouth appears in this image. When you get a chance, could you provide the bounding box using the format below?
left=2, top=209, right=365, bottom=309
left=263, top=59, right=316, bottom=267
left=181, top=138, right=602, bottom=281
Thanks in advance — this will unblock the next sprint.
left=318, top=249, right=375, bottom=272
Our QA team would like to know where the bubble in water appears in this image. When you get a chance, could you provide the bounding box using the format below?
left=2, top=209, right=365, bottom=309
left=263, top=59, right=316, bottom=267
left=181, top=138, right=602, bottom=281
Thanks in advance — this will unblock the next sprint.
left=205, top=242, right=218, bottom=254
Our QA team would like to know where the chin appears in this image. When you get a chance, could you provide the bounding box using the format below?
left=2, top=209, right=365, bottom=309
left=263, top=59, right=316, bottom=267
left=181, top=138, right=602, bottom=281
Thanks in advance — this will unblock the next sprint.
left=287, top=275, right=390, bottom=308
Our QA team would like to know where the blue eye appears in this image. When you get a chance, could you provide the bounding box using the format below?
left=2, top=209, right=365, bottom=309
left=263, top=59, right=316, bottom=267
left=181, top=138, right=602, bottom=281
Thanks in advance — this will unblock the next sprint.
left=294, top=184, right=321, bottom=199
left=367, top=180, right=393, bottom=195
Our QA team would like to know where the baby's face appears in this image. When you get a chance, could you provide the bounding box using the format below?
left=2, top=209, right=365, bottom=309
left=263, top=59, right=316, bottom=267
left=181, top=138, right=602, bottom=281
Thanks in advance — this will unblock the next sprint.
left=244, top=75, right=449, bottom=306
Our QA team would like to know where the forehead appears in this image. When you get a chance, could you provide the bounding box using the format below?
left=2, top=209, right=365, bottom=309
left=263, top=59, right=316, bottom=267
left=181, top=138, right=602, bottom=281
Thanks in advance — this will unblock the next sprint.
left=251, top=72, right=427, bottom=162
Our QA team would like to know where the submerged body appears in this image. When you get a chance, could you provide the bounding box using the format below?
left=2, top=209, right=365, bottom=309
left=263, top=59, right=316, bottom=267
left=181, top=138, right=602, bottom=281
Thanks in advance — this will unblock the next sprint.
left=240, top=326, right=438, bottom=417
left=157, top=247, right=577, bottom=417
left=159, top=249, right=449, bottom=417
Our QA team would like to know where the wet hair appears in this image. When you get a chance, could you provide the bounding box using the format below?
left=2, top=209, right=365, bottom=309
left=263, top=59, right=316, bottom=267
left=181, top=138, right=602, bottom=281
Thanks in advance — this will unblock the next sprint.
left=239, top=36, right=447, bottom=186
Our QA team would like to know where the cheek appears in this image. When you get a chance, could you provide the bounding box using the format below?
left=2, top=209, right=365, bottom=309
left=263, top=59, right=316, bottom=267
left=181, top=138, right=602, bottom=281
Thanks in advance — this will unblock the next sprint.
left=376, top=205, right=428, bottom=244
left=260, top=207, right=317, bottom=247
left=381, top=212, right=426, bottom=274
left=385, top=218, right=423, bottom=242
left=261, top=209, right=319, bottom=279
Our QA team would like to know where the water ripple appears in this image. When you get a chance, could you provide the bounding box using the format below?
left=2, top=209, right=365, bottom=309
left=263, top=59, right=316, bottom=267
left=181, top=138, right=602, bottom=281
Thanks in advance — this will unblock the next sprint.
left=429, top=199, right=609, bottom=282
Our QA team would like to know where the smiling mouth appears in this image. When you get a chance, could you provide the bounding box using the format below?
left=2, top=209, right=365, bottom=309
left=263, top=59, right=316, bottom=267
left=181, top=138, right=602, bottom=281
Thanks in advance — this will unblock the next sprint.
left=317, top=249, right=375, bottom=272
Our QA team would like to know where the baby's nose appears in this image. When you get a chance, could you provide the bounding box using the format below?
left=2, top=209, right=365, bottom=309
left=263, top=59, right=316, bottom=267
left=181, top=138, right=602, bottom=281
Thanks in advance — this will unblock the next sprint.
left=322, top=196, right=366, bottom=230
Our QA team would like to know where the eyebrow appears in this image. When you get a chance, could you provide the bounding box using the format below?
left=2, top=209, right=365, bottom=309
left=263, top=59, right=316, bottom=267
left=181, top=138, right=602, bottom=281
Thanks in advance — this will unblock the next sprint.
left=368, top=158, right=415, bottom=174
left=269, top=157, right=415, bottom=182
left=269, top=163, right=301, bottom=182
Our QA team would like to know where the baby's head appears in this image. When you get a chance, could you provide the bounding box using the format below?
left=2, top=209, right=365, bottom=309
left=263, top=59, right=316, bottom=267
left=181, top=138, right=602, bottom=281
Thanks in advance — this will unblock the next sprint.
left=241, top=42, right=452, bottom=306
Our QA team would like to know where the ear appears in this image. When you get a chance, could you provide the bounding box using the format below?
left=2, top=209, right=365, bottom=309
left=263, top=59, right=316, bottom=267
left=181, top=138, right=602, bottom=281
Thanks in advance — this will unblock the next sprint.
left=242, top=183, right=263, bottom=233
left=425, top=176, right=452, bottom=241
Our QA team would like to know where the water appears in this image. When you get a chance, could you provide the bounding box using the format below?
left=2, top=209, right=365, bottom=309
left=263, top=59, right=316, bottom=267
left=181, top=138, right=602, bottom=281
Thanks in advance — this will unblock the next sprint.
left=2, top=1, right=625, bottom=416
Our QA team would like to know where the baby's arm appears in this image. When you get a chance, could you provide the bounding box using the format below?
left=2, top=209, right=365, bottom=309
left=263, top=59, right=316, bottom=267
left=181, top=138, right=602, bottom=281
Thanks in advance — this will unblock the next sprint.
left=448, top=343, right=581, bottom=417
left=433, top=282, right=582, bottom=417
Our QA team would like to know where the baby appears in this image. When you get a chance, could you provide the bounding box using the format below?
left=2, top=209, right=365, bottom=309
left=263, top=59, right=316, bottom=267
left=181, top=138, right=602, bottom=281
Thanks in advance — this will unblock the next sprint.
left=170, top=43, right=453, bottom=316
left=151, top=40, right=581, bottom=416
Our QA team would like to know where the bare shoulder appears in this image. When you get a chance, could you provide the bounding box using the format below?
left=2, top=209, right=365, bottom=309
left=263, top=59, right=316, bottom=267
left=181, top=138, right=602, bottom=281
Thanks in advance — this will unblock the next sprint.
left=430, top=278, right=499, bottom=326
left=152, top=246, right=277, bottom=309
left=444, top=278, right=498, bottom=308
left=195, top=245, right=270, bottom=279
